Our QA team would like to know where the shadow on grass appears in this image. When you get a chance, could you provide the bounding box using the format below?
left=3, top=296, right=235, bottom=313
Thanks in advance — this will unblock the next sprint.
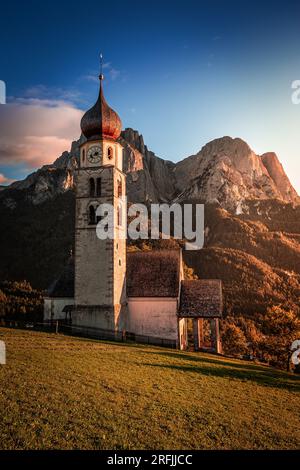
left=39, top=335, right=300, bottom=391
left=138, top=351, right=300, bottom=392
left=140, top=349, right=280, bottom=372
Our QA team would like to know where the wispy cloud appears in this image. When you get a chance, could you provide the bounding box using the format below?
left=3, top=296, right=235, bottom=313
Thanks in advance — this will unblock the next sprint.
left=0, top=94, right=83, bottom=174
left=9, top=84, right=88, bottom=108
left=0, top=173, right=15, bottom=185
left=103, top=62, right=121, bottom=81
left=109, top=68, right=121, bottom=81
left=81, top=74, right=99, bottom=83
left=0, top=69, right=120, bottom=183
left=81, top=61, right=122, bottom=83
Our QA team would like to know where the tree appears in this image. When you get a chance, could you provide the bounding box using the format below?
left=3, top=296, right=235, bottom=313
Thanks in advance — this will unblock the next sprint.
left=221, top=321, right=248, bottom=357
left=258, top=306, right=300, bottom=369
left=0, top=280, right=43, bottom=321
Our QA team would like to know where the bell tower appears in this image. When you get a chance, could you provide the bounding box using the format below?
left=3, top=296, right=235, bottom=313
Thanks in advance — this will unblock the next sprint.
left=73, top=65, right=126, bottom=331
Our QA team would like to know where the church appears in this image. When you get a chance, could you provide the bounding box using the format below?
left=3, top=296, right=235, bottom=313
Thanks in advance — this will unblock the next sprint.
left=44, top=69, right=223, bottom=352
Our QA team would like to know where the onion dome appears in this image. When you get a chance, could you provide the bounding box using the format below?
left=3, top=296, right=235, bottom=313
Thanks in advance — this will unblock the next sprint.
left=80, top=75, right=122, bottom=141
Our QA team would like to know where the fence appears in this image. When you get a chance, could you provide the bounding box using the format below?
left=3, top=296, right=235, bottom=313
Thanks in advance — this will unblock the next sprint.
left=0, top=319, right=177, bottom=349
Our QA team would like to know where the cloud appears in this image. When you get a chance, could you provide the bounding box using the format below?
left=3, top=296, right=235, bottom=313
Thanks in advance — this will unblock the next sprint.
left=109, top=68, right=121, bottom=81
left=20, top=84, right=85, bottom=106
left=103, top=62, right=121, bottom=81
left=81, top=74, right=99, bottom=83
left=81, top=62, right=121, bottom=83
left=0, top=173, right=14, bottom=185
left=0, top=97, right=83, bottom=171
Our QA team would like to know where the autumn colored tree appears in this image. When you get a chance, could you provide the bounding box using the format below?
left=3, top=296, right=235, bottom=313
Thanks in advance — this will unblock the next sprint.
left=0, top=280, right=43, bottom=321
left=221, top=320, right=248, bottom=357
left=257, top=306, right=300, bottom=369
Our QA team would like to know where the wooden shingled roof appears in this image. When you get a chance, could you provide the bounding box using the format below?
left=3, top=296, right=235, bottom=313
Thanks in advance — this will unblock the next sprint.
left=126, top=249, right=181, bottom=298
left=47, top=250, right=182, bottom=299
left=46, top=251, right=223, bottom=318
left=179, top=279, right=223, bottom=318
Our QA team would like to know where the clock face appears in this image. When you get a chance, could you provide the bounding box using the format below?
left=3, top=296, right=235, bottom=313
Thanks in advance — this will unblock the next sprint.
left=87, top=145, right=102, bottom=164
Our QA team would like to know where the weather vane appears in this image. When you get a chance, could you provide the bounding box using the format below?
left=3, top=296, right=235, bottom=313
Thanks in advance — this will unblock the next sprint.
left=99, top=53, right=104, bottom=80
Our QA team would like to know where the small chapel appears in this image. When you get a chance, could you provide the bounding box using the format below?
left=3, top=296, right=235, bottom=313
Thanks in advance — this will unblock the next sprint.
left=44, top=68, right=223, bottom=352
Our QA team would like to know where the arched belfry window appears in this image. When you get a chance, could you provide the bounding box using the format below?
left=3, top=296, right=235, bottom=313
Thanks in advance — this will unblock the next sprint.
left=117, top=179, right=122, bottom=198
left=107, top=147, right=113, bottom=160
left=89, top=205, right=96, bottom=225
left=96, top=178, right=101, bottom=197
left=89, top=178, right=95, bottom=197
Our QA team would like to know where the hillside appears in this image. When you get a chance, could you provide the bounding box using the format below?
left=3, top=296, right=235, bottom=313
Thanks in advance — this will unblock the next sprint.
left=185, top=202, right=300, bottom=315
left=0, top=328, right=299, bottom=450
left=1, top=190, right=300, bottom=318
left=0, top=191, right=75, bottom=288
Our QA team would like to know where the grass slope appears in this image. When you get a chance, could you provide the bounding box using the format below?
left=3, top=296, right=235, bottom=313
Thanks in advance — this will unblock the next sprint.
left=0, top=328, right=299, bottom=450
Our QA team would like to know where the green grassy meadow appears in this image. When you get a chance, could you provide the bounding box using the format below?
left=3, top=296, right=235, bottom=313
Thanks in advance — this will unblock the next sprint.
left=0, top=327, right=299, bottom=450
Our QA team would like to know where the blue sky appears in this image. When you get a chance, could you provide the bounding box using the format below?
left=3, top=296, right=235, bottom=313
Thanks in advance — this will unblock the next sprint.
left=0, top=0, right=300, bottom=192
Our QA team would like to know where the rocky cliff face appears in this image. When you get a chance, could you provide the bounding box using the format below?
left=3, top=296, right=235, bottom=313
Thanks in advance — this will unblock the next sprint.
left=0, top=130, right=299, bottom=211
left=4, top=128, right=176, bottom=206
left=173, top=137, right=299, bottom=212
left=261, top=152, right=299, bottom=204
left=120, top=128, right=175, bottom=203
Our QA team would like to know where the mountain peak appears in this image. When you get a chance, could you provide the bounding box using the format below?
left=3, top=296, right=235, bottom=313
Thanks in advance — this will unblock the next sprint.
left=261, top=152, right=299, bottom=204
left=174, top=135, right=299, bottom=211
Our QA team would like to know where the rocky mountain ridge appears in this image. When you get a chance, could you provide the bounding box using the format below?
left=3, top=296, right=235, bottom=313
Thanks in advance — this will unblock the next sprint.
left=2, top=129, right=299, bottom=211
left=173, top=136, right=299, bottom=212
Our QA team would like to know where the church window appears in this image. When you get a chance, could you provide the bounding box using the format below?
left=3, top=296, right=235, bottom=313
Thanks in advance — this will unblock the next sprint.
left=89, top=178, right=95, bottom=197
left=117, top=204, right=122, bottom=226
left=88, top=205, right=96, bottom=225
left=117, top=179, right=122, bottom=197
left=96, top=178, right=101, bottom=197
left=119, top=259, right=122, bottom=266
left=107, top=146, right=113, bottom=160
left=82, top=149, right=85, bottom=163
